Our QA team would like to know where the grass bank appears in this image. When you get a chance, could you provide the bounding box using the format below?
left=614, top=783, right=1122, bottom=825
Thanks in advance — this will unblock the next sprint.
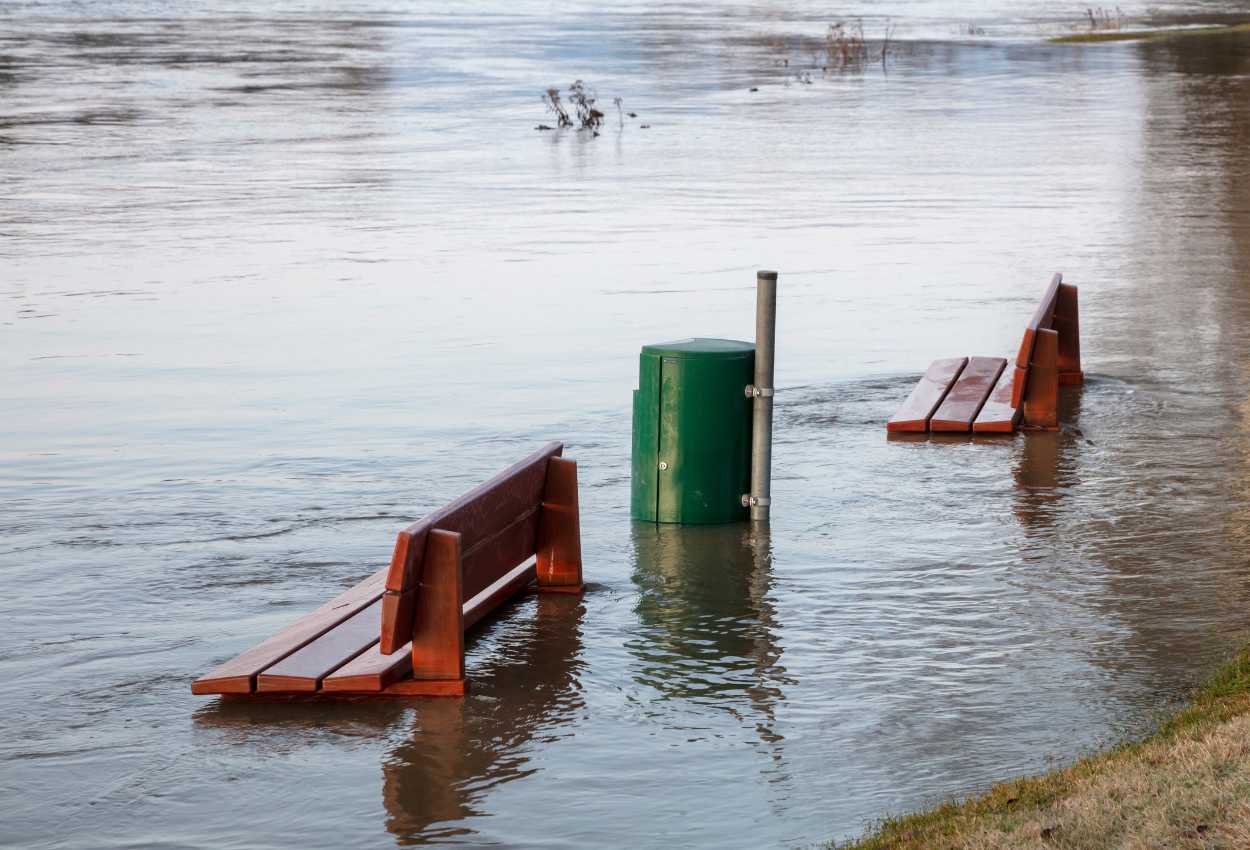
left=830, top=647, right=1250, bottom=850
left=1050, top=22, right=1250, bottom=43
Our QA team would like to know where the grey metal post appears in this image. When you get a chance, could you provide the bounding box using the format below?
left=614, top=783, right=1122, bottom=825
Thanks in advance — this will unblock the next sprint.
left=749, top=270, right=777, bottom=523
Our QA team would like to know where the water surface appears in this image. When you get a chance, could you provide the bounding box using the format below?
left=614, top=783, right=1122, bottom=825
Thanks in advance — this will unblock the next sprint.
left=4, top=1, right=1250, bottom=847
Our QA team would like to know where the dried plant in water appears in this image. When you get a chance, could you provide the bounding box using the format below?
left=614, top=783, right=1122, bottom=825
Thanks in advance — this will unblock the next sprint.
left=539, top=81, right=609, bottom=133
left=1086, top=6, right=1124, bottom=30
left=826, top=20, right=869, bottom=69
left=824, top=19, right=899, bottom=71
left=567, top=79, right=604, bottom=130
left=543, top=88, right=571, bottom=128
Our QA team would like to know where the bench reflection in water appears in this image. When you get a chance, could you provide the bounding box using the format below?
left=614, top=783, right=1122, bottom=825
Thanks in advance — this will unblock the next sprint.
left=1012, top=387, right=1085, bottom=532
left=381, top=591, right=586, bottom=840
left=190, top=591, right=585, bottom=843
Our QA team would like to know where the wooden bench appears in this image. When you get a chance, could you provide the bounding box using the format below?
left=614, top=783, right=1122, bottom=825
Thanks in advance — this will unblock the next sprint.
left=887, top=274, right=1082, bottom=434
left=191, top=442, right=583, bottom=698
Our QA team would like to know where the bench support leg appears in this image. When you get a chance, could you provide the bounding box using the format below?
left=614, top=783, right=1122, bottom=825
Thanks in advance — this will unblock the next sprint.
left=536, top=457, right=584, bottom=593
left=1055, top=283, right=1083, bottom=385
left=408, top=529, right=466, bottom=694
left=1022, top=328, right=1059, bottom=431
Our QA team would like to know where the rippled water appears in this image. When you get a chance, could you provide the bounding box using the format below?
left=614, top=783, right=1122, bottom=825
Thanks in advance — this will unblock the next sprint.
left=5, top=1, right=1250, bottom=847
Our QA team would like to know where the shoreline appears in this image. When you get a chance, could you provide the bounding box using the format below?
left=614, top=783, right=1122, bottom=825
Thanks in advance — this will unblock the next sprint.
left=1049, top=21, right=1250, bottom=43
left=829, top=647, right=1250, bottom=849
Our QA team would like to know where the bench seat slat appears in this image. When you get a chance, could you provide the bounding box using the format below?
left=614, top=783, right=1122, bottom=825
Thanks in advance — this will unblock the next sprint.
left=254, top=599, right=385, bottom=693
left=886, top=357, right=967, bottom=432
left=190, top=568, right=387, bottom=695
left=930, top=357, right=1006, bottom=432
left=973, top=364, right=1022, bottom=433
left=323, top=561, right=538, bottom=693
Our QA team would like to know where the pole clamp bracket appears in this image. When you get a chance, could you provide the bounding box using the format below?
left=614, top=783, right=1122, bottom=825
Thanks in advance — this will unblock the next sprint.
left=741, top=495, right=771, bottom=507
left=744, top=385, right=775, bottom=399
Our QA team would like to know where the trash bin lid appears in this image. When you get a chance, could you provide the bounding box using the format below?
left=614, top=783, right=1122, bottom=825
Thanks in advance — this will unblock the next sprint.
left=640, top=338, right=755, bottom=360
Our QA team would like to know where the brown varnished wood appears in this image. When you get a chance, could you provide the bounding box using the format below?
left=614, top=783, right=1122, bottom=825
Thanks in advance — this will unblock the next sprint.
left=380, top=678, right=466, bottom=697
left=381, top=502, right=541, bottom=652
left=536, top=457, right=583, bottom=591
left=321, top=640, right=412, bottom=692
left=197, top=442, right=583, bottom=700
left=1054, top=282, right=1083, bottom=384
left=1014, top=272, right=1062, bottom=369
left=463, top=561, right=537, bottom=629
left=1011, top=273, right=1063, bottom=408
left=972, top=364, right=1022, bottom=433
left=383, top=442, right=562, bottom=593
left=380, top=443, right=560, bottom=651
left=410, top=529, right=465, bottom=683
left=231, top=678, right=467, bottom=698
left=385, top=531, right=421, bottom=594
left=324, top=563, right=538, bottom=693
left=886, top=357, right=967, bottom=432
left=1022, top=328, right=1059, bottom=430
left=378, top=587, right=417, bottom=655
left=459, top=505, right=541, bottom=601
left=930, top=357, right=1006, bottom=432
left=255, top=599, right=384, bottom=692
left=1010, top=363, right=1030, bottom=409
left=190, top=568, right=387, bottom=695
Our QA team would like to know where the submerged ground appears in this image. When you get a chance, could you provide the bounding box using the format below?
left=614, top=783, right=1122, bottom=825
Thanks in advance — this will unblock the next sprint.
left=4, top=1, right=1250, bottom=847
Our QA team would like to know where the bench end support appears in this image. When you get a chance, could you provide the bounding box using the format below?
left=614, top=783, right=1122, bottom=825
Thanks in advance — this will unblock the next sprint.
left=1022, top=328, right=1060, bottom=431
left=1054, top=282, right=1083, bottom=385
left=409, top=529, right=466, bottom=684
left=536, top=456, right=584, bottom=593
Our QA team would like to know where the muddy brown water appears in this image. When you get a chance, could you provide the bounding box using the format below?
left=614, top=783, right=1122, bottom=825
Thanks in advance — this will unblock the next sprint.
left=4, top=2, right=1250, bottom=847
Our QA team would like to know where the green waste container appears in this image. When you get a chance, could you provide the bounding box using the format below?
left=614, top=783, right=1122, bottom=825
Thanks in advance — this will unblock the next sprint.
left=631, top=338, right=755, bottom=524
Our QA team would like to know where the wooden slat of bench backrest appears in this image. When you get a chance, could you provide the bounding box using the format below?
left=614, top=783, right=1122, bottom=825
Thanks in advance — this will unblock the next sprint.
left=379, top=442, right=562, bottom=652
left=254, top=598, right=385, bottom=692
left=1011, top=273, right=1063, bottom=408
left=190, top=568, right=387, bottom=695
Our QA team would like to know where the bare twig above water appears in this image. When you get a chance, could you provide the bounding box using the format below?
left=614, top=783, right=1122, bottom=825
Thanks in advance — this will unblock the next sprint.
left=568, top=79, right=604, bottom=131
left=542, top=88, right=571, bottom=128
left=538, top=80, right=612, bottom=135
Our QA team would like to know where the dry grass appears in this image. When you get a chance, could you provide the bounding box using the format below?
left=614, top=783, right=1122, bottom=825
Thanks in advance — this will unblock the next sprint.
left=831, top=647, right=1250, bottom=850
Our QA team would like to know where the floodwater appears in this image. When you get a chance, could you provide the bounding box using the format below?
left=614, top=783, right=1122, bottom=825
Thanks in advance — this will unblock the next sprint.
left=4, top=1, right=1250, bottom=847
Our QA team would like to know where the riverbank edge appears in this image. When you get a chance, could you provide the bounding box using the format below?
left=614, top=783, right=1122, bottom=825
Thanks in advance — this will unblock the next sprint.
left=1049, top=21, right=1250, bottom=43
left=828, top=645, right=1250, bottom=849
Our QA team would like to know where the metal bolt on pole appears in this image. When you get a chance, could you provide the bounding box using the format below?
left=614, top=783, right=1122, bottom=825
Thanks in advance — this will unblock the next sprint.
left=749, top=270, right=777, bottom=523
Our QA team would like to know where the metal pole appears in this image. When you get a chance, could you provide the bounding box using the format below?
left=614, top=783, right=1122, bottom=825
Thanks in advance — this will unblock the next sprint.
left=749, top=270, right=777, bottom=523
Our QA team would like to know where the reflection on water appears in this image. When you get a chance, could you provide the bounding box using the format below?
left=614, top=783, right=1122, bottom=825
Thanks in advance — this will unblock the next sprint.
left=630, top=523, right=788, bottom=743
left=382, top=594, right=586, bottom=844
left=6, top=1, right=1250, bottom=848
left=1012, top=388, right=1083, bottom=529
left=190, top=593, right=585, bottom=847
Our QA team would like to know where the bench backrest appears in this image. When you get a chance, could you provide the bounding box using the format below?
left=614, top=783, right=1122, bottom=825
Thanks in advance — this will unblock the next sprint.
left=1011, top=273, right=1062, bottom=407
left=379, top=441, right=564, bottom=653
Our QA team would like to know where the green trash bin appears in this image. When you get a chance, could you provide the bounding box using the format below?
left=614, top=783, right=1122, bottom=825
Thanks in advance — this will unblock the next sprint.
left=631, top=338, right=755, bottom=524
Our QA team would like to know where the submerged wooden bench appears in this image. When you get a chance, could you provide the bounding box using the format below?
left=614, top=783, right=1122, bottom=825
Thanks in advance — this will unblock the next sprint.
left=887, top=273, right=1082, bottom=434
left=191, top=442, right=583, bottom=698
